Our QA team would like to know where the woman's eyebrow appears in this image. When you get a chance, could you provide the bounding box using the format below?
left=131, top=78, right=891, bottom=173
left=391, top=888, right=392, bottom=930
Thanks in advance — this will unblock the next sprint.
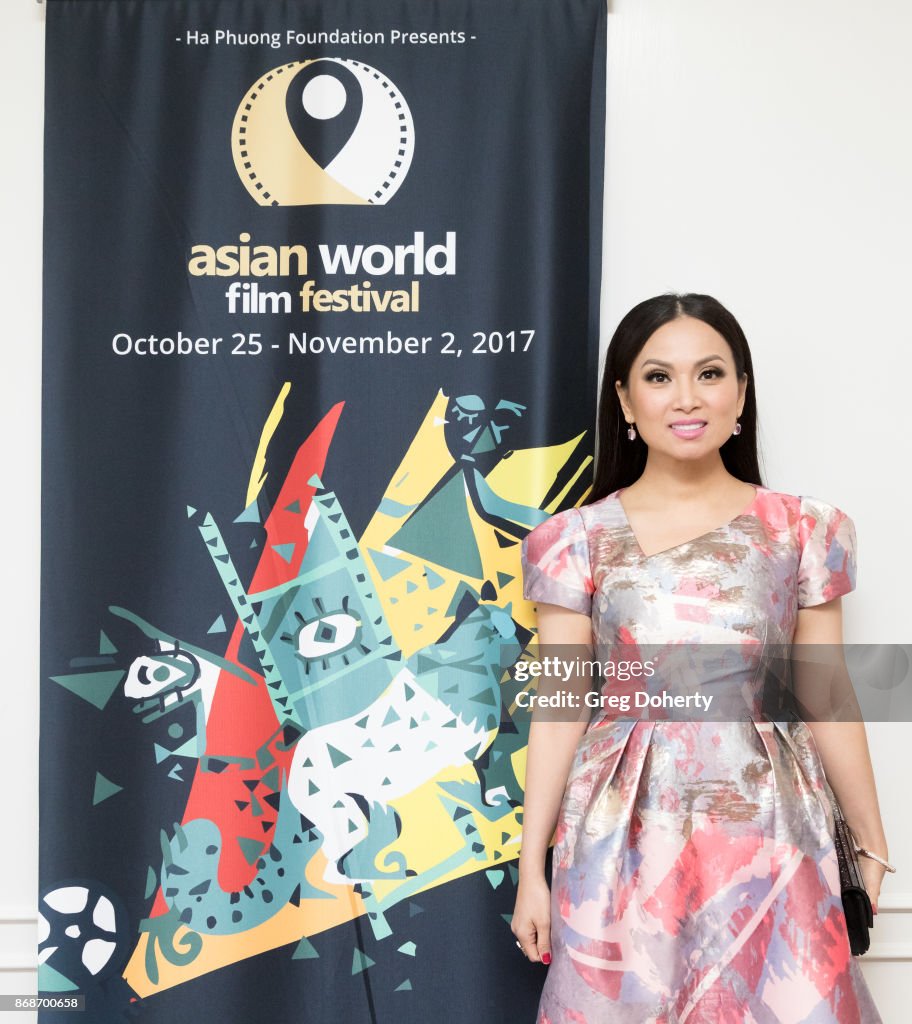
left=640, top=355, right=725, bottom=369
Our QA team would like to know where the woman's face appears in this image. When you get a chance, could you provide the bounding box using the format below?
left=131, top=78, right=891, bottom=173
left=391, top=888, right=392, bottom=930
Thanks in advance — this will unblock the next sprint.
left=615, top=316, right=748, bottom=462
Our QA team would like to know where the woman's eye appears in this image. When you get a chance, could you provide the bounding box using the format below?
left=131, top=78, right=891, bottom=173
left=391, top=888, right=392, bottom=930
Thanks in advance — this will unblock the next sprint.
left=645, top=367, right=723, bottom=383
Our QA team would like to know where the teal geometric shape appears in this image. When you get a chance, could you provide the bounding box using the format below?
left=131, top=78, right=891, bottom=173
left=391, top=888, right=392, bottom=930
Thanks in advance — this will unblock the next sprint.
left=284, top=500, right=302, bottom=514
left=272, top=542, right=296, bottom=564
left=408, top=902, right=423, bottom=916
left=327, top=745, right=351, bottom=768
left=250, top=538, right=259, bottom=549
left=470, top=688, right=497, bottom=706
left=170, top=736, right=198, bottom=758
left=485, top=869, right=505, bottom=889
left=167, top=763, right=183, bottom=781
left=92, top=772, right=123, bottom=806
left=153, top=743, right=171, bottom=764
left=367, top=548, right=410, bottom=582
left=496, top=571, right=515, bottom=588
left=387, top=474, right=483, bottom=577
left=38, top=960, right=79, bottom=992
left=208, top=614, right=227, bottom=634
left=167, top=723, right=183, bottom=739
left=351, top=949, right=375, bottom=974
left=382, top=706, right=400, bottom=726
left=471, top=466, right=546, bottom=529
left=50, top=670, right=124, bottom=710
left=99, top=630, right=117, bottom=655
left=145, top=865, right=157, bottom=898
left=376, top=496, right=418, bottom=517
left=406, top=581, right=417, bottom=593
left=397, top=941, right=416, bottom=956
left=394, top=979, right=412, bottom=991
left=292, top=935, right=319, bottom=959
left=234, top=501, right=261, bottom=524
left=424, top=566, right=446, bottom=589
left=237, top=836, right=265, bottom=865
left=186, top=505, right=197, bottom=518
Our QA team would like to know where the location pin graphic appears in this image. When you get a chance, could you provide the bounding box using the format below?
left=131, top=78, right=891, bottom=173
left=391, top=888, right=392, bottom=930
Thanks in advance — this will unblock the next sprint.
left=285, top=61, right=364, bottom=169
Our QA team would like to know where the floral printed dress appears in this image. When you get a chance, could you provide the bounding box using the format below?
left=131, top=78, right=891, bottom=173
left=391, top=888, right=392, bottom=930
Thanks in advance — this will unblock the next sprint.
left=520, top=485, right=882, bottom=1024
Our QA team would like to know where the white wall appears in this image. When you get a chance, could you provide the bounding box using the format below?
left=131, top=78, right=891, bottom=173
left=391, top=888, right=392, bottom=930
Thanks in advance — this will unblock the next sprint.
left=0, top=0, right=44, bottom=1017
left=599, top=1, right=912, bottom=1016
left=2, top=0, right=909, bottom=1019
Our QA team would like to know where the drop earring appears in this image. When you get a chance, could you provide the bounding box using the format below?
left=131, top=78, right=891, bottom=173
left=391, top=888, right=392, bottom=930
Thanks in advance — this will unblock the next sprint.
left=732, top=421, right=742, bottom=436
left=627, top=422, right=637, bottom=441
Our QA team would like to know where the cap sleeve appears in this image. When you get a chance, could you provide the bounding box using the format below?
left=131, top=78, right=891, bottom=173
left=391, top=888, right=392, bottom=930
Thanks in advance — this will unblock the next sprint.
left=521, top=506, right=594, bottom=615
left=796, top=495, right=857, bottom=608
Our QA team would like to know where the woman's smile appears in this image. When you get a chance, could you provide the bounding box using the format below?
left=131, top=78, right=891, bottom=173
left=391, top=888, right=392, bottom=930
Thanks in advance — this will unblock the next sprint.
left=669, top=420, right=708, bottom=438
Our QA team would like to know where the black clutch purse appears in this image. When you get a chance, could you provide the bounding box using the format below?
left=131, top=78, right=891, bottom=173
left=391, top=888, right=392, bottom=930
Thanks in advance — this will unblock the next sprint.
left=829, top=794, right=874, bottom=956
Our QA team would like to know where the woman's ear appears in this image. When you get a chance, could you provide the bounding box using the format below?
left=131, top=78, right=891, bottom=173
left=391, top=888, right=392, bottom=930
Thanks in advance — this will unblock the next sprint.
left=737, top=372, right=749, bottom=416
left=615, top=379, right=630, bottom=420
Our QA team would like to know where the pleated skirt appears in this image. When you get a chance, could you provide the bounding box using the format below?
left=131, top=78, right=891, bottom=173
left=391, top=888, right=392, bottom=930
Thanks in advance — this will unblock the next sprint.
left=537, top=718, right=883, bottom=1024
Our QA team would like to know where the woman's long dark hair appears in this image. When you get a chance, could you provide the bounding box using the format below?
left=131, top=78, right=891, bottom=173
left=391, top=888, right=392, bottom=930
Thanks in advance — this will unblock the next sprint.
left=587, top=293, right=764, bottom=504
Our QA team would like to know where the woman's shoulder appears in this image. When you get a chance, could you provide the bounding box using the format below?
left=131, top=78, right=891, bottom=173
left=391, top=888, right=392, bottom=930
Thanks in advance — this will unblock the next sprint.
left=526, top=492, right=621, bottom=536
left=576, top=490, right=623, bottom=527
left=754, top=486, right=854, bottom=537
left=756, top=486, right=849, bottom=513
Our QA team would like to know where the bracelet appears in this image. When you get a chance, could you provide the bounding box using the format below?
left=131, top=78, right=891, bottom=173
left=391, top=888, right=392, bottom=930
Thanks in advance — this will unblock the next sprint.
left=853, top=844, right=897, bottom=873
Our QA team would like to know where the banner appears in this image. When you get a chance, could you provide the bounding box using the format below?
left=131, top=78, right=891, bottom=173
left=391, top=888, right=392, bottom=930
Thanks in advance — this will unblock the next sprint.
left=40, top=2, right=606, bottom=1020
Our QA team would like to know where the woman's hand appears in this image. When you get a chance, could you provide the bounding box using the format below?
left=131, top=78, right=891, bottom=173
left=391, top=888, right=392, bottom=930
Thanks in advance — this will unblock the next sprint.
left=511, top=873, right=552, bottom=964
left=858, top=856, right=887, bottom=915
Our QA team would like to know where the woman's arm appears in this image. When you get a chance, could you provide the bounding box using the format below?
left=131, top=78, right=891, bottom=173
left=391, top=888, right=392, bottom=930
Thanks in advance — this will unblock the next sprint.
left=512, top=602, right=593, bottom=963
left=792, top=596, right=890, bottom=911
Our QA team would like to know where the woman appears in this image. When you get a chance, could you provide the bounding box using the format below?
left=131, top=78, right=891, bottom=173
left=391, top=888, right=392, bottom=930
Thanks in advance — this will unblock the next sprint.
left=512, top=293, right=891, bottom=1023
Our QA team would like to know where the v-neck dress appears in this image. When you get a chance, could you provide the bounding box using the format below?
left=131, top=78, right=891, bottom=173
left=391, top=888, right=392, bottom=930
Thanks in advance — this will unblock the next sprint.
left=520, top=486, right=882, bottom=1024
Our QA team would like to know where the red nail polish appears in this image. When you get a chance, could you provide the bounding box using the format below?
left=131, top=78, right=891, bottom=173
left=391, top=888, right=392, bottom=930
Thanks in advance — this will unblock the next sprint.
left=542, top=953, right=552, bottom=965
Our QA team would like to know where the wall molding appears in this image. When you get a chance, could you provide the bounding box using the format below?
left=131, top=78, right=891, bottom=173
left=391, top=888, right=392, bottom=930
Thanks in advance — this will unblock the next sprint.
left=864, top=943, right=912, bottom=961
left=0, top=913, right=36, bottom=972
left=875, top=892, right=912, bottom=912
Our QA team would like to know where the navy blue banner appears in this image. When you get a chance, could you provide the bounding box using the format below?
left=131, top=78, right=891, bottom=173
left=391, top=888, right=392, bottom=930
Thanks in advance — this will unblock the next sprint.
left=40, top=2, right=606, bottom=1020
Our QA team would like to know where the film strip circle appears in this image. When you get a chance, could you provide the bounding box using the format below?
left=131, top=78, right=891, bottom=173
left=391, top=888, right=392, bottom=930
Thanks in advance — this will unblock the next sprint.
left=232, top=59, right=415, bottom=207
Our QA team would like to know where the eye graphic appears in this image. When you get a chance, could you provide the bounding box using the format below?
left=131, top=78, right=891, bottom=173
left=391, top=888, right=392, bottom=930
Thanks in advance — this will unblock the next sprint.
left=280, top=594, right=367, bottom=667
left=136, top=650, right=200, bottom=692
left=452, top=408, right=479, bottom=424
left=125, top=646, right=201, bottom=701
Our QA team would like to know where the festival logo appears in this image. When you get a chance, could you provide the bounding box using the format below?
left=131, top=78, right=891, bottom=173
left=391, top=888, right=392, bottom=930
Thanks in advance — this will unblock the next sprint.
left=232, top=59, right=415, bottom=206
